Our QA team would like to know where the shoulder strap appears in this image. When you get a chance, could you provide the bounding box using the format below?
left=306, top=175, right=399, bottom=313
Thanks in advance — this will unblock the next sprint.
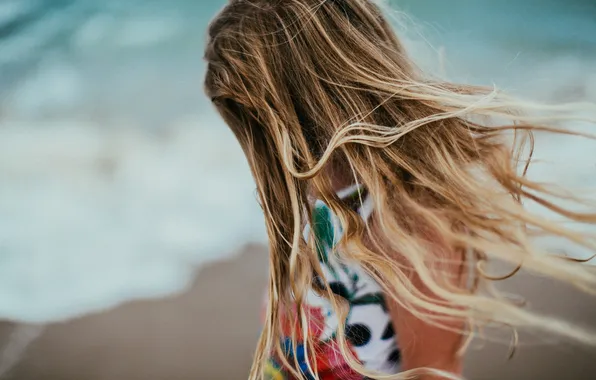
left=337, top=184, right=374, bottom=221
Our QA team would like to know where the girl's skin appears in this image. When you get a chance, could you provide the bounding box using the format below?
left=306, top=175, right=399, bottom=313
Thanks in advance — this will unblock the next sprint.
left=385, top=253, right=464, bottom=376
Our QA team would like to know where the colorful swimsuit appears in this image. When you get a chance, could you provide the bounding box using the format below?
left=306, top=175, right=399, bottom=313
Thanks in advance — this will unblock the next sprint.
left=264, top=185, right=401, bottom=379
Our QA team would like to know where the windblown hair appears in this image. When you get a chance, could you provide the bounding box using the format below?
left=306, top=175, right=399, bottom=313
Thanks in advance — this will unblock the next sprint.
left=204, top=0, right=596, bottom=379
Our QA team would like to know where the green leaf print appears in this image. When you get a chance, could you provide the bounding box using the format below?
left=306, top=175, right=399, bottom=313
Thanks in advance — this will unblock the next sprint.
left=351, top=293, right=387, bottom=311
left=311, top=203, right=336, bottom=264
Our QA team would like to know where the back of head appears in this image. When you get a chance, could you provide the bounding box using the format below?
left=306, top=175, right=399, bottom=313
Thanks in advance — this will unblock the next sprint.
left=204, top=1, right=596, bottom=379
left=205, top=0, right=414, bottom=161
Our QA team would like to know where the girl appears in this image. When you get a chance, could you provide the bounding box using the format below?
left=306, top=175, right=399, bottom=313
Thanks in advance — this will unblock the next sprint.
left=203, top=0, right=596, bottom=379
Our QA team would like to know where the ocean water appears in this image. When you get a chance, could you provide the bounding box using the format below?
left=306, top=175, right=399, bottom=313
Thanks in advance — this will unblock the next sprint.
left=0, top=0, right=595, bottom=323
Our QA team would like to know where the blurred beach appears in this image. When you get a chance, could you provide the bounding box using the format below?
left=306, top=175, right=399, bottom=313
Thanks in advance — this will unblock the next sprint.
left=1, top=0, right=596, bottom=378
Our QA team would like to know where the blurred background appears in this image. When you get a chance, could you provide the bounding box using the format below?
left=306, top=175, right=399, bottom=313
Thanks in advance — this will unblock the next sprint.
left=0, top=0, right=595, bottom=379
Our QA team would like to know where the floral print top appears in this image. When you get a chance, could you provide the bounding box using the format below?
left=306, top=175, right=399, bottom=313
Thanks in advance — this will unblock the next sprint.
left=264, top=185, right=401, bottom=379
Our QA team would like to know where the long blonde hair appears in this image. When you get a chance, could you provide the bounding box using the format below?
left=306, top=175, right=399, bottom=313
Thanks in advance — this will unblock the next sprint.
left=204, top=0, right=596, bottom=378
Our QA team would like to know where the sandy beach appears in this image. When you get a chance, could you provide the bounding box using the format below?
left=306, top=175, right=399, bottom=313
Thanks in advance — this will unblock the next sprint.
left=0, top=245, right=268, bottom=380
left=0, top=244, right=595, bottom=380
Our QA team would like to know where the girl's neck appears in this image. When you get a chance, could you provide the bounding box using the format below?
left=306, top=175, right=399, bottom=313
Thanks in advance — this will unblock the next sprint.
left=310, top=166, right=356, bottom=198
